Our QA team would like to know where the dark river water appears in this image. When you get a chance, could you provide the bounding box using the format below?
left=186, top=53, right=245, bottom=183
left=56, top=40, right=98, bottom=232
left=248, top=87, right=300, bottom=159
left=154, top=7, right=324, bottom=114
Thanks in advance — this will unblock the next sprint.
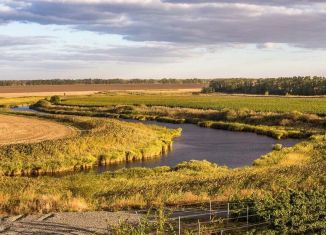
left=99, top=120, right=299, bottom=171
left=11, top=106, right=299, bottom=170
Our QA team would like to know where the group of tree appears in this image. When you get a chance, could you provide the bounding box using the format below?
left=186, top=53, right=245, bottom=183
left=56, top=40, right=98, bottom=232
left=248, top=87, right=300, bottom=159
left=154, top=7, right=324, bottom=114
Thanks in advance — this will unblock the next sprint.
left=203, top=76, right=326, bottom=96
left=0, top=78, right=209, bottom=86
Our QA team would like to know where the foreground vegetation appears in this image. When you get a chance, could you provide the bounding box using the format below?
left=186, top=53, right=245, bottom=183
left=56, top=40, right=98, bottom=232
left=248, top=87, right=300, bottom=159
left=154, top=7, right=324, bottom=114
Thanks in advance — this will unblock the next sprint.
left=0, top=112, right=180, bottom=176
left=0, top=135, right=325, bottom=233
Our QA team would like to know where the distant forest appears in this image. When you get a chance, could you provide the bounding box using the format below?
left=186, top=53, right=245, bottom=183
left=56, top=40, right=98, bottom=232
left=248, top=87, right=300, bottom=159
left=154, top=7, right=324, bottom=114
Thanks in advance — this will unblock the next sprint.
left=0, top=78, right=209, bottom=86
left=204, top=77, right=326, bottom=96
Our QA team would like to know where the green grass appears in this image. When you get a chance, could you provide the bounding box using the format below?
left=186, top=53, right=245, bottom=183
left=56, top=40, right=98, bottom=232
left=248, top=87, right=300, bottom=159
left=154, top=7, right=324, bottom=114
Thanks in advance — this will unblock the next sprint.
left=34, top=99, right=324, bottom=139
left=0, top=97, right=44, bottom=106
left=62, top=93, right=326, bottom=114
left=0, top=135, right=325, bottom=233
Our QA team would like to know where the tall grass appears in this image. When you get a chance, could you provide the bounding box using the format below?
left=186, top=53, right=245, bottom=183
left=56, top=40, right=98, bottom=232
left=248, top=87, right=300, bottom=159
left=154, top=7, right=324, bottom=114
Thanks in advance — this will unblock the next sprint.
left=33, top=101, right=324, bottom=139
left=0, top=114, right=181, bottom=176
left=0, top=97, right=44, bottom=107
left=0, top=135, right=324, bottom=234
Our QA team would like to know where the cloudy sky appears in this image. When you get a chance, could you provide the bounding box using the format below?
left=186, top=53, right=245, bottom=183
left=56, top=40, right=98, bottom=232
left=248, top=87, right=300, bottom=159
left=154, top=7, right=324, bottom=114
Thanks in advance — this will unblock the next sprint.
left=1, top=0, right=326, bottom=79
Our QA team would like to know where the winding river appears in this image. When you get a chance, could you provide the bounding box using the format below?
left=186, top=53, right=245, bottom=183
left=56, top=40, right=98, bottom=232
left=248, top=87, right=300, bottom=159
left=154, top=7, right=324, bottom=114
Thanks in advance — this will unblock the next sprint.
left=11, top=106, right=299, bottom=171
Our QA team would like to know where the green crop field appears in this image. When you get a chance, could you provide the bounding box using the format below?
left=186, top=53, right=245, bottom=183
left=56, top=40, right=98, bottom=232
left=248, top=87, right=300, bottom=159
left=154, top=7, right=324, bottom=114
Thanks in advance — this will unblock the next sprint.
left=62, top=94, right=326, bottom=114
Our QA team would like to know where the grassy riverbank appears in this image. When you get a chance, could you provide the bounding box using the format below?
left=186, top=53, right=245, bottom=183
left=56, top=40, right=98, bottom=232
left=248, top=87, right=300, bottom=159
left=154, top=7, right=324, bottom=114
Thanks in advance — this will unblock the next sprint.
left=33, top=98, right=325, bottom=139
left=0, top=135, right=325, bottom=233
left=0, top=112, right=180, bottom=176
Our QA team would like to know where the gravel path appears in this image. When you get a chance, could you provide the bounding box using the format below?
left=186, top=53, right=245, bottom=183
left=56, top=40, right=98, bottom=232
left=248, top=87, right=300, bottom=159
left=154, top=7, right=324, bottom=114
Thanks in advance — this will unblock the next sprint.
left=0, top=211, right=140, bottom=235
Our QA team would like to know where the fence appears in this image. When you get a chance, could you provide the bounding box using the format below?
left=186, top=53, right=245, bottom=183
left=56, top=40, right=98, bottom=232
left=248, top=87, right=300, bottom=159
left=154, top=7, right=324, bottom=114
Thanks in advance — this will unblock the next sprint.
left=133, top=200, right=271, bottom=234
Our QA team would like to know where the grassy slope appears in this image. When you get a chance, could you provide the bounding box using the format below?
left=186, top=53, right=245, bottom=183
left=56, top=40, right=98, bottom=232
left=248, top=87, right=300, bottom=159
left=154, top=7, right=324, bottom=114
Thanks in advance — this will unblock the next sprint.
left=62, top=93, right=326, bottom=114
left=0, top=135, right=324, bottom=233
left=0, top=113, right=180, bottom=175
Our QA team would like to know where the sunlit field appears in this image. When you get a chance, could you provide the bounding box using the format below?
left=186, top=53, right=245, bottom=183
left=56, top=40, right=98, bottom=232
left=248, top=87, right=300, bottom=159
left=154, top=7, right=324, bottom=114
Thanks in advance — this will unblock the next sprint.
left=62, top=93, right=326, bottom=114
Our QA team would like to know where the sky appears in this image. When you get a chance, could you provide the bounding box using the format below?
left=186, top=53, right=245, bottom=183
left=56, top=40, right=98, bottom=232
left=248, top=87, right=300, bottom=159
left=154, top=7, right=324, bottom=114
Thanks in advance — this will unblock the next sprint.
left=0, top=0, right=326, bottom=80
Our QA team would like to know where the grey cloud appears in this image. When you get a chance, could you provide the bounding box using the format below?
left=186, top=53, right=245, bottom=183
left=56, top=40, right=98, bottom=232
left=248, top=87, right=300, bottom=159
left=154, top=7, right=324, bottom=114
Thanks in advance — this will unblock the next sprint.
left=0, top=35, right=52, bottom=47
left=1, top=0, right=326, bottom=49
left=0, top=43, right=197, bottom=64
left=163, top=0, right=326, bottom=6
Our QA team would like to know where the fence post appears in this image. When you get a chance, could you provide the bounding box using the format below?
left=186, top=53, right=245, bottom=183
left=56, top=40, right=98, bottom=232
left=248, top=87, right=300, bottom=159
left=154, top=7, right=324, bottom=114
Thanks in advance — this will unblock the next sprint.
left=178, top=216, right=181, bottom=235
left=227, top=202, right=230, bottom=223
left=209, top=200, right=212, bottom=220
left=198, top=220, right=201, bottom=235
left=220, top=229, right=223, bottom=235
left=246, top=206, right=249, bottom=225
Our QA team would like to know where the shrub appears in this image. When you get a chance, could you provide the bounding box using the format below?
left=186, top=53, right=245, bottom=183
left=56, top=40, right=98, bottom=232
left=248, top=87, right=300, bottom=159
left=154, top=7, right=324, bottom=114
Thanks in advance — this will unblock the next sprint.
left=253, top=189, right=326, bottom=234
left=272, top=144, right=283, bottom=151
left=32, top=99, right=52, bottom=108
left=50, top=96, right=61, bottom=104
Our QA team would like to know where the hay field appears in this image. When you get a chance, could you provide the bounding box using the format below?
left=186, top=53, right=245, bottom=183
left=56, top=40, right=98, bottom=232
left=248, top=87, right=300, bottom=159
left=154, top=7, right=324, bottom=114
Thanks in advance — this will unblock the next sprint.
left=0, top=115, right=76, bottom=145
left=0, top=84, right=204, bottom=98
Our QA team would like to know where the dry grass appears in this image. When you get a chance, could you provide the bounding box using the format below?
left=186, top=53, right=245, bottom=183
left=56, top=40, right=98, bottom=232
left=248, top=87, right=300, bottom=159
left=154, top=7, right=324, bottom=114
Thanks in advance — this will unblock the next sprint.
left=0, top=114, right=76, bottom=145
left=279, top=153, right=310, bottom=166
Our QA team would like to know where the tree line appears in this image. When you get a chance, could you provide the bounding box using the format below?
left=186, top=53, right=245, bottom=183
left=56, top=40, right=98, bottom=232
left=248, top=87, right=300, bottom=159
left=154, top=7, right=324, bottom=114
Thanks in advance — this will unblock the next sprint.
left=0, top=78, right=209, bottom=86
left=203, top=77, right=326, bottom=96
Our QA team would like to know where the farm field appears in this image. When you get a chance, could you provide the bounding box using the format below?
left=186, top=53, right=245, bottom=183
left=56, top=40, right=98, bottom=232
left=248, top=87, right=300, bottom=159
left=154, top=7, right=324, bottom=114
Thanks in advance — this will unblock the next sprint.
left=62, top=93, right=326, bottom=114
left=0, top=114, right=76, bottom=145
left=0, top=83, right=204, bottom=98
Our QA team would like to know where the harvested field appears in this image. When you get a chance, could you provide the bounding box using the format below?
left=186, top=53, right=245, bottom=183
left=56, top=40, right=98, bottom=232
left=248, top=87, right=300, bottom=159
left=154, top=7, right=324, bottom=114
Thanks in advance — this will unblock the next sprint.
left=0, top=115, right=76, bottom=145
left=0, top=84, right=205, bottom=98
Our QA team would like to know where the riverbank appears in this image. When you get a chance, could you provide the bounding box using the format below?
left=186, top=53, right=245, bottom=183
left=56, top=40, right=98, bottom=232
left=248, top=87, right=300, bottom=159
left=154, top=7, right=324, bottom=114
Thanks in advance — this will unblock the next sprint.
left=0, top=135, right=325, bottom=234
left=0, top=112, right=180, bottom=176
left=32, top=102, right=321, bottom=139
left=9, top=106, right=299, bottom=169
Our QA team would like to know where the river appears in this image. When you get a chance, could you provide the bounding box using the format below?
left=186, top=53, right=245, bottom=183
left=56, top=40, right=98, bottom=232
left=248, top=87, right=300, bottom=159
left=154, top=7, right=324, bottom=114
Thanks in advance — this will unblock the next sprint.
left=11, top=106, right=299, bottom=170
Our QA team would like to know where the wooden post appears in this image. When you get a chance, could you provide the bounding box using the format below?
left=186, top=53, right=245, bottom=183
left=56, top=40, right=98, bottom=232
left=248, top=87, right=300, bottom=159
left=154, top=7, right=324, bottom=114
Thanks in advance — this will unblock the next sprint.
left=178, top=216, right=181, bottom=235
left=209, top=200, right=212, bottom=220
left=198, top=220, right=200, bottom=235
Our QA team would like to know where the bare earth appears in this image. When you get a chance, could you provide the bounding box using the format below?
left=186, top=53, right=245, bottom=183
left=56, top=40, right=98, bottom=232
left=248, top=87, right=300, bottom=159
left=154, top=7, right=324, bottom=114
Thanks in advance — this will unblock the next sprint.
left=0, top=84, right=205, bottom=98
left=0, top=211, right=140, bottom=234
left=0, top=115, right=76, bottom=145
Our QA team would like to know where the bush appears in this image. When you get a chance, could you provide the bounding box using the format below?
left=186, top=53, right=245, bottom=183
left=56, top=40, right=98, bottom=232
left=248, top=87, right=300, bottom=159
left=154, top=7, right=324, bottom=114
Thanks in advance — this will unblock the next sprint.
left=50, top=96, right=61, bottom=104
left=272, top=144, right=283, bottom=151
left=253, top=189, right=326, bottom=234
left=32, top=99, right=52, bottom=108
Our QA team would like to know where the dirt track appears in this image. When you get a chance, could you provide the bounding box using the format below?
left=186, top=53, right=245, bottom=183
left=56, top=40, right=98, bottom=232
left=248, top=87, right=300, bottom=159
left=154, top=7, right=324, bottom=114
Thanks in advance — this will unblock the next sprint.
left=0, top=211, right=140, bottom=234
left=0, top=115, right=76, bottom=145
